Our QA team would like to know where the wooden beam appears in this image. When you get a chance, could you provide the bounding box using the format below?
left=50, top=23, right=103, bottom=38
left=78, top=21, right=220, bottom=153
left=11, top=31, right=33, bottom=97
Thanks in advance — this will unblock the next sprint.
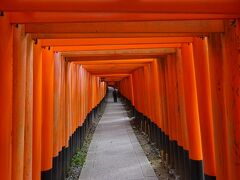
left=86, top=69, right=139, bottom=74
left=103, top=77, right=126, bottom=81
left=73, top=59, right=154, bottom=64
left=53, top=44, right=181, bottom=52
left=26, top=20, right=224, bottom=34
left=95, top=73, right=131, bottom=76
left=62, top=48, right=176, bottom=57
left=9, top=12, right=239, bottom=23
left=31, top=33, right=208, bottom=39
left=68, top=55, right=162, bottom=61
left=95, top=74, right=130, bottom=77
left=83, top=63, right=147, bottom=69
left=82, top=63, right=149, bottom=75
left=1, top=0, right=240, bottom=14
left=41, top=37, right=193, bottom=46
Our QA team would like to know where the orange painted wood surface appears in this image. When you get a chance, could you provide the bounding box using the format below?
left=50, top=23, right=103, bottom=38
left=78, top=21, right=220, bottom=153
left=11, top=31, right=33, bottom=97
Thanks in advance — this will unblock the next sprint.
left=23, top=35, right=34, bottom=180
left=12, top=24, right=27, bottom=180
left=192, top=37, right=216, bottom=176
left=32, top=41, right=43, bottom=180
left=0, top=14, right=13, bottom=180
left=1, top=4, right=240, bottom=180
left=41, top=48, right=54, bottom=171
left=180, top=43, right=203, bottom=161
left=25, top=21, right=224, bottom=34
left=1, top=0, right=240, bottom=14
left=208, top=33, right=230, bottom=180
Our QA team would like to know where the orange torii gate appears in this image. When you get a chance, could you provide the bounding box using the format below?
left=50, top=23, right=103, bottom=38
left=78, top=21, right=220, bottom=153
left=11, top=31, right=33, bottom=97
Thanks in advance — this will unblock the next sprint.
left=0, top=1, right=240, bottom=180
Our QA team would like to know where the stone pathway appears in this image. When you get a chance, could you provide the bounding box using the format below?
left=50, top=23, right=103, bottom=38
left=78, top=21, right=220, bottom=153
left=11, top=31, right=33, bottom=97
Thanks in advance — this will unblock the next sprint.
left=79, top=94, right=158, bottom=180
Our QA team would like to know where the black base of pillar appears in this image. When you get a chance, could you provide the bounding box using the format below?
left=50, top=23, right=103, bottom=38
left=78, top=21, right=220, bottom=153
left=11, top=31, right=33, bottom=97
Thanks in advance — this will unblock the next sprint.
left=166, top=135, right=170, bottom=160
left=80, top=127, right=83, bottom=148
left=169, top=139, right=174, bottom=167
left=204, top=174, right=216, bottom=180
left=162, top=131, right=166, bottom=152
left=52, top=155, right=58, bottom=180
left=177, top=146, right=184, bottom=178
left=62, top=147, right=67, bottom=180
left=156, top=127, right=160, bottom=148
left=190, top=159, right=204, bottom=180
left=154, top=124, right=158, bottom=144
left=183, top=149, right=191, bottom=180
left=58, top=149, right=63, bottom=180
left=172, top=140, right=178, bottom=171
left=41, top=169, right=53, bottom=180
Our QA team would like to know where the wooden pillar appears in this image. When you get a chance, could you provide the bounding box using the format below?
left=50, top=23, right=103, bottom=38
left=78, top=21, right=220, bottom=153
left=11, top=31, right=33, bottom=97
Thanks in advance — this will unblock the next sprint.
left=60, top=56, right=67, bottom=179
left=32, top=40, right=42, bottom=180
left=41, top=47, right=54, bottom=180
left=181, top=43, right=203, bottom=180
left=165, top=55, right=175, bottom=167
left=174, top=51, right=187, bottom=178
left=152, top=60, right=162, bottom=130
left=53, top=52, right=61, bottom=180
left=158, top=58, right=169, bottom=159
left=192, top=37, right=216, bottom=179
left=169, top=54, right=180, bottom=173
left=130, top=75, right=135, bottom=106
left=23, top=35, right=34, bottom=180
left=12, top=24, right=27, bottom=180
left=0, top=13, right=13, bottom=180
left=162, top=58, right=171, bottom=162
left=221, top=20, right=240, bottom=180
left=208, top=33, right=230, bottom=180
left=176, top=48, right=190, bottom=180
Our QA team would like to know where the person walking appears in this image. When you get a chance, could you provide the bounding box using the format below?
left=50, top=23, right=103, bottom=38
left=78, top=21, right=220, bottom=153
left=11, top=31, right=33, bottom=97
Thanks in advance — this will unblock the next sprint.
left=113, top=88, right=118, bottom=102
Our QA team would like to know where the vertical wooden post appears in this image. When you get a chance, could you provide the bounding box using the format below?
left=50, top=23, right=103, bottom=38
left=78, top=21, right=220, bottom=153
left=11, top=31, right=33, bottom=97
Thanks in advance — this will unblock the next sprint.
left=0, top=13, right=13, bottom=180
left=130, top=75, right=135, bottom=106
left=60, top=56, right=67, bottom=178
left=158, top=58, right=169, bottom=160
left=32, top=40, right=42, bottom=180
left=176, top=48, right=190, bottom=180
left=53, top=52, right=61, bottom=180
left=165, top=55, right=175, bottom=167
left=181, top=43, right=203, bottom=180
left=169, top=54, right=180, bottom=173
left=12, top=24, right=27, bottom=180
left=192, top=37, right=216, bottom=179
left=152, top=59, right=163, bottom=150
left=64, top=61, right=71, bottom=170
left=41, top=47, right=54, bottom=180
left=208, top=33, right=230, bottom=180
left=163, top=57, right=171, bottom=163
left=221, top=20, right=240, bottom=180
left=23, top=35, right=34, bottom=180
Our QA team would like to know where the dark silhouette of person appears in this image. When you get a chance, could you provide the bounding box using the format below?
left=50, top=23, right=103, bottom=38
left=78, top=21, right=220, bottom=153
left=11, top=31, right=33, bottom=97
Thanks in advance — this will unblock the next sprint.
left=113, top=88, right=118, bottom=102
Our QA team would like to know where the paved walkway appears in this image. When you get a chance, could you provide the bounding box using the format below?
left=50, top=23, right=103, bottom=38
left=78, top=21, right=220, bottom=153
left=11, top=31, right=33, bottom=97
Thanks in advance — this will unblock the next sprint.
left=79, top=94, right=158, bottom=180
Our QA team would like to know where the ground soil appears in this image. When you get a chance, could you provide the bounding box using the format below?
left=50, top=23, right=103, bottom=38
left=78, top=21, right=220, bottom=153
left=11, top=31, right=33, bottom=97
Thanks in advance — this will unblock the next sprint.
left=124, top=101, right=177, bottom=180
left=130, top=121, right=176, bottom=180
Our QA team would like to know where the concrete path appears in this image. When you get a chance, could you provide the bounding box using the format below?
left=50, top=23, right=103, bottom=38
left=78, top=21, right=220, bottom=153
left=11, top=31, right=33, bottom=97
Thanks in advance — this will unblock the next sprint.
left=79, top=94, right=158, bottom=180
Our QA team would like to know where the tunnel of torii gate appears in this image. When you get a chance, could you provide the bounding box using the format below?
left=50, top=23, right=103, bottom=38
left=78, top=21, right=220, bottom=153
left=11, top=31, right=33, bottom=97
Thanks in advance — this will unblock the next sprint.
left=0, top=0, right=240, bottom=180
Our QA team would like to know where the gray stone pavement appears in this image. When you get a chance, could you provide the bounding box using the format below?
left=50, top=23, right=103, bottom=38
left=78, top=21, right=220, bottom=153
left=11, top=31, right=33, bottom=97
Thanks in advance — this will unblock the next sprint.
left=79, top=95, right=158, bottom=180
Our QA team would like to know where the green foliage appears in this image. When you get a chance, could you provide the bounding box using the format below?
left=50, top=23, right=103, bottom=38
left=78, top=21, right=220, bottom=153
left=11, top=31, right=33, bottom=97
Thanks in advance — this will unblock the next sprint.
left=71, top=148, right=87, bottom=167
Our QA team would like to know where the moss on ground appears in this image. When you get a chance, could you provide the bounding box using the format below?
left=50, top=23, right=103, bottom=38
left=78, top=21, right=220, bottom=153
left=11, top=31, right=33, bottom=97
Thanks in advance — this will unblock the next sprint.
left=71, top=148, right=87, bottom=167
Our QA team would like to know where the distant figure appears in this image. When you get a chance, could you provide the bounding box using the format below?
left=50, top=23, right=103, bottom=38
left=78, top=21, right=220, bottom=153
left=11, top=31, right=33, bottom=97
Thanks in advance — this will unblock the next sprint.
left=113, top=88, right=118, bottom=102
